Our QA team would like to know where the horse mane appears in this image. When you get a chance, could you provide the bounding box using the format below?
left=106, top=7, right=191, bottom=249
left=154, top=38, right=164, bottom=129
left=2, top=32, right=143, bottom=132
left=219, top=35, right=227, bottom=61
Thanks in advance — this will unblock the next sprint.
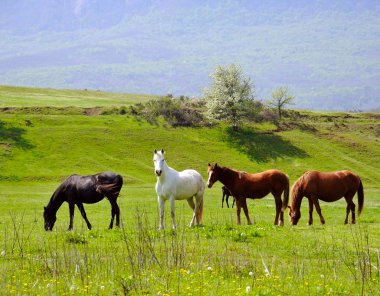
left=219, top=165, right=242, bottom=176
left=290, top=174, right=305, bottom=208
left=45, top=175, right=73, bottom=211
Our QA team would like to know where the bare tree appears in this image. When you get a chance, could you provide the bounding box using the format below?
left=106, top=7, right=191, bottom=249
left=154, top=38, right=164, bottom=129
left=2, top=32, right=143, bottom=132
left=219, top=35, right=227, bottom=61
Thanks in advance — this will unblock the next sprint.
left=268, top=86, right=294, bottom=119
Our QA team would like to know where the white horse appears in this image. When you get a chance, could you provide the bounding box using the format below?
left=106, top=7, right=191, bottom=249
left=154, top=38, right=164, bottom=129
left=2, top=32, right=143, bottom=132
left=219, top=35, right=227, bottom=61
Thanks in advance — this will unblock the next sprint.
left=153, top=149, right=204, bottom=230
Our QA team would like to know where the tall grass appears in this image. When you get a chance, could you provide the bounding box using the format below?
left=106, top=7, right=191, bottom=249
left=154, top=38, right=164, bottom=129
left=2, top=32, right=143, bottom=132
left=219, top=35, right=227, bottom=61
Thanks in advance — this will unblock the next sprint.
left=1, top=204, right=379, bottom=295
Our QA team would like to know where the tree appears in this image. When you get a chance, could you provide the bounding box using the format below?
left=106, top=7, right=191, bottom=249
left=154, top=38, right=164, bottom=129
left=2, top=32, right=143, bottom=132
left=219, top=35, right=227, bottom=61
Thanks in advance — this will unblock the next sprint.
left=268, top=86, right=295, bottom=119
left=203, top=64, right=257, bottom=130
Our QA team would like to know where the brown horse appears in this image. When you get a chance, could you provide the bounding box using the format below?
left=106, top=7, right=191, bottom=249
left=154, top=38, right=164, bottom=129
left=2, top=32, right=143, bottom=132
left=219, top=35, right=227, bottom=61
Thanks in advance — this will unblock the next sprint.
left=289, top=170, right=364, bottom=225
left=207, top=164, right=289, bottom=226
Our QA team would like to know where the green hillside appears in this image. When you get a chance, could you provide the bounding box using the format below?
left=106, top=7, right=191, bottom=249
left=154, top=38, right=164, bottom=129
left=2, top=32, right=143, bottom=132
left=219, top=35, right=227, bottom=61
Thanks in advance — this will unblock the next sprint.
left=1, top=86, right=379, bottom=185
left=0, top=86, right=379, bottom=295
left=0, top=85, right=155, bottom=108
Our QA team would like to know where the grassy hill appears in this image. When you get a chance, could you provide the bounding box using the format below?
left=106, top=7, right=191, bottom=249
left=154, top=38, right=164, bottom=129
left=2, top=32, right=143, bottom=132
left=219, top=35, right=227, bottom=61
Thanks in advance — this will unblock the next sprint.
left=1, top=86, right=379, bottom=185
left=0, top=86, right=379, bottom=295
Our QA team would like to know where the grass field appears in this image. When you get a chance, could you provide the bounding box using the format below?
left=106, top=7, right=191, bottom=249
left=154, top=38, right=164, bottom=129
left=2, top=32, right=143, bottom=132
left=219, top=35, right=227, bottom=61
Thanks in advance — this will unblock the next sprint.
left=0, top=86, right=379, bottom=295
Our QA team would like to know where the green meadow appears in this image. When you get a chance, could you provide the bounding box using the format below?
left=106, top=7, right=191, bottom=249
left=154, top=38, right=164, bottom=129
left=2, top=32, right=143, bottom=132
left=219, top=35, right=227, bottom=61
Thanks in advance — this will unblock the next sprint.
left=0, top=86, right=379, bottom=295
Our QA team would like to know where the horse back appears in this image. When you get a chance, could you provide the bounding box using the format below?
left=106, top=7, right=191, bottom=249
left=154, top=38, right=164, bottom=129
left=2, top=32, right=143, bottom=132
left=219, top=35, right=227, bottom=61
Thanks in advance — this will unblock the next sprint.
left=302, top=170, right=360, bottom=200
left=235, top=169, right=288, bottom=199
left=157, top=168, right=204, bottom=200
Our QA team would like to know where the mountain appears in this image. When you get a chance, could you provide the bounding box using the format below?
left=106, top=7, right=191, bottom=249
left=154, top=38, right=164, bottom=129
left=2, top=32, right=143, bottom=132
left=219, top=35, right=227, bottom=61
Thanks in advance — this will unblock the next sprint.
left=0, top=0, right=379, bottom=110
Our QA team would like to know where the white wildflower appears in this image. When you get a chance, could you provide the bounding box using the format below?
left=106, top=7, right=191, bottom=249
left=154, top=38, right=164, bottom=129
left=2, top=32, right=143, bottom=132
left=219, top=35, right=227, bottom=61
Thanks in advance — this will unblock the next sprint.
left=246, top=285, right=251, bottom=293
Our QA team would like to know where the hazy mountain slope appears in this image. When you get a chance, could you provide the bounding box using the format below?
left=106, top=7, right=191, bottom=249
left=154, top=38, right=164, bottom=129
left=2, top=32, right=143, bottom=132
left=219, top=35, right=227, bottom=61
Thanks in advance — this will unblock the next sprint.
left=0, top=0, right=379, bottom=110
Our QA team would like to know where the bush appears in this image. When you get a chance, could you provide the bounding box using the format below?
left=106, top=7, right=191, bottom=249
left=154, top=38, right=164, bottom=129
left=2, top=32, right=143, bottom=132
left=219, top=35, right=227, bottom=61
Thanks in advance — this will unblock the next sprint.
left=134, top=96, right=206, bottom=127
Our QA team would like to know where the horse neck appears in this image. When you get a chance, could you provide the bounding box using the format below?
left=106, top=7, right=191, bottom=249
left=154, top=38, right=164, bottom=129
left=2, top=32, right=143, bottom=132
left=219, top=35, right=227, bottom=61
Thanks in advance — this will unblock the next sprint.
left=290, top=180, right=304, bottom=212
left=158, top=160, right=176, bottom=183
left=46, top=187, right=65, bottom=214
left=217, top=167, right=239, bottom=189
left=291, top=193, right=303, bottom=211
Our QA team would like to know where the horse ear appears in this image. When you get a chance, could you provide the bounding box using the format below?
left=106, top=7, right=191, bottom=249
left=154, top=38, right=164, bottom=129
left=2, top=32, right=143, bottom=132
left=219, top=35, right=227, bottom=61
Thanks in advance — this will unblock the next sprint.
left=154, top=149, right=157, bottom=154
left=215, top=163, right=218, bottom=168
left=161, top=149, right=164, bottom=154
left=208, top=163, right=211, bottom=166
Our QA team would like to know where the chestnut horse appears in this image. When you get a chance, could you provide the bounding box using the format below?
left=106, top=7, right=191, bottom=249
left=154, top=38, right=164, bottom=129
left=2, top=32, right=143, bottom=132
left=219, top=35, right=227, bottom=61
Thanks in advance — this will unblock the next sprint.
left=207, top=164, right=289, bottom=226
left=289, top=170, right=364, bottom=225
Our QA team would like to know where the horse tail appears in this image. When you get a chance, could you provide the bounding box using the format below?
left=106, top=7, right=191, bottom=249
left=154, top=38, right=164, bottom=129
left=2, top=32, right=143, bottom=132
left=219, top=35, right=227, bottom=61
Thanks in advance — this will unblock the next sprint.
left=281, top=174, right=290, bottom=212
left=97, top=174, right=123, bottom=196
left=357, top=178, right=364, bottom=216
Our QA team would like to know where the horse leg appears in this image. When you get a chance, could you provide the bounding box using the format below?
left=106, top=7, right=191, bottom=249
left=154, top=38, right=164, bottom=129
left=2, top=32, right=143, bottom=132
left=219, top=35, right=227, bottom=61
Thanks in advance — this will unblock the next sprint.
left=194, top=192, right=203, bottom=226
left=274, top=194, right=283, bottom=226
left=68, top=203, right=75, bottom=231
left=170, top=196, right=176, bottom=230
left=239, top=198, right=252, bottom=225
left=187, top=197, right=196, bottom=227
left=344, top=195, right=356, bottom=224
left=76, top=203, right=92, bottom=230
left=232, top=197, right=235, bottom=208
left=311, top=196, right=325, bottom=225
left=235, top=199, right=242, bottom=225
left=108, top=198, right=120, bottom=229
left=158, top=196, right=165, bottom=230
left=226, top=194, right=229, bottom=208
left=307, top=197, right=314, bottom=225
left=222, top=192, right=225, bottom=208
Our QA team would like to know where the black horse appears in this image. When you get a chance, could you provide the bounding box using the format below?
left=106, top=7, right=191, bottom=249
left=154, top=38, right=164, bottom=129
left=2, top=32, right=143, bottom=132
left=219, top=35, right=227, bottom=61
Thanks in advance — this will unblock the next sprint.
left=222, top=186, right=235, bottom=208
left=43, top=172, right=123, bottom=231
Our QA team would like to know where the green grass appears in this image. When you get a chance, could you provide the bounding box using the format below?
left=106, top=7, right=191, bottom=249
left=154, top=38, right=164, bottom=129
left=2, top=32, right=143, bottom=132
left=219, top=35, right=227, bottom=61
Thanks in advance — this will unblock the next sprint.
left=0, top=85, right=156, bottom=107
left=0, top=86, right=379, bottom=295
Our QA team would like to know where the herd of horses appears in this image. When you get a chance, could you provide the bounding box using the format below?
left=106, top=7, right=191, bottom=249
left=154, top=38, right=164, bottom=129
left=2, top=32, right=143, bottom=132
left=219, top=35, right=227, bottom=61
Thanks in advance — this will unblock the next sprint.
left=43, top=149, right=364, bottom=231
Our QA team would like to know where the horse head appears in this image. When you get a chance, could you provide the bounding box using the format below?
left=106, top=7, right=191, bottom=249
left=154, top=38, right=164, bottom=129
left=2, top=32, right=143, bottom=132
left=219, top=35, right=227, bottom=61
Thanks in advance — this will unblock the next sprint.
left=207, top=163, right=221, bottom=188
left=153, top=149, right=165, bottom=177
left=43, top=206, right=57, bottom=231
left=288, top=205, right=301, bottom=225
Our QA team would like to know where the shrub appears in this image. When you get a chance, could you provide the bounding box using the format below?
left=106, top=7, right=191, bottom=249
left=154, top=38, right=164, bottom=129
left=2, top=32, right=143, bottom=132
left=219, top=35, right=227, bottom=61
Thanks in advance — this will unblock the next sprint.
left=135, top=96, right=206, bottom=127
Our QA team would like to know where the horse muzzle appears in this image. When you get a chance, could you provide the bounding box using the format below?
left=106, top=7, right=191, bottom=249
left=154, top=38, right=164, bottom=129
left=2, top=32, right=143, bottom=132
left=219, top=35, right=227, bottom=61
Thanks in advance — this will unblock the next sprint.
left=44, top=224, right=53, bottom=231
left=207, top=182, right=213, bottom=188
left=155, top=170, right=162, bottom=177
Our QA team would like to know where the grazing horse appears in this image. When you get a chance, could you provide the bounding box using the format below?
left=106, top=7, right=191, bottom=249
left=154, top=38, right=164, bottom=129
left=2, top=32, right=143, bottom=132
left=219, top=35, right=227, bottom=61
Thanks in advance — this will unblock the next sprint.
left=207, top=164, right=289, bottom=226
left=154, top=149, right=204, bottom=230
left=289, top=170, right=364, bottom=225
left=43, top=172, right=123, bottom=231
left=222, top=186, right=235, bottom=208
